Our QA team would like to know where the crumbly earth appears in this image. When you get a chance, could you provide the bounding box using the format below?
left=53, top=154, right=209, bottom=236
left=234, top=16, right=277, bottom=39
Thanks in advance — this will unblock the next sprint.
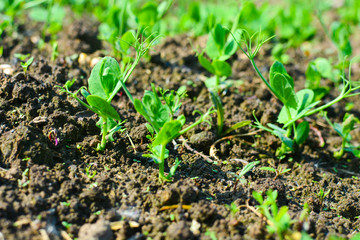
left=0, top=12, right=359, bottom=240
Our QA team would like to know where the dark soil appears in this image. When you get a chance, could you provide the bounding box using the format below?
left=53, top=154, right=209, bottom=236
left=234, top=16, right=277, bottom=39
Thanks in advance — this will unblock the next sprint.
left=0, top=13, right=359, bottom=240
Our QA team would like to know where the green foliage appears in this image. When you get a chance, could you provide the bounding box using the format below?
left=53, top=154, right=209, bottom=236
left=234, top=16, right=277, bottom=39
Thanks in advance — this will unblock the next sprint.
left=271, top=43, right=290, bottom=64
left=338, top=0, right=360, bottom=25
left=330, top=22, right=352, bottom=59
left=132, top=0, right=172, bottom=38
left=315, top=188, right=331, bottom=206
left=323, top=112, right=360, bottom=159
left=235, top=160, right=259, bottom=184
left=253, top=190, right=292, bottom=240
left=58, top=57, right=125, bottom=151
left=260, top=165, right=291, bottom=180
left=28, top=0, right=65, bottom=38
left=305, top=58, right=336, bottom=100
left=234, top=30, right=360, bottom=157
left=236, top=0, right=276, bottom=37
left=205, top=24, right=237, bottom=61
left=97, top=0, right=170, bottom=58
left=276, top=1, right=316, bottom=47
left=135, top=84, right=214, bottom=181
left=57, top=32, right=154, bottom=150
left=197, top=24, right=250, bottom=137
left=18, top=55, right=34, bottom=75
left=178, top=1, right=215, bottom=36
left=97, top=0, right=131, bottom=57
left=198, top=23, right=237, bottom=90
left=225, top=202, right=239, bottom=217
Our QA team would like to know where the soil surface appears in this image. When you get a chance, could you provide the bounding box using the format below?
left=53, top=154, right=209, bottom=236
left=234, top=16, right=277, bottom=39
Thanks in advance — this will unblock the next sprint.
left=0, top=11, right=360, bottom=240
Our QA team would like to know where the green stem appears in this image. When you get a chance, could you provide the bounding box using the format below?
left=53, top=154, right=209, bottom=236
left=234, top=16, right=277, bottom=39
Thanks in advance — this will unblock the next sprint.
left=216, top=75, right=220, bottom=90
left=108, top=47, right=144, bottom=102
left=249, top=58, right=280, bottom=100
left=177, top=109, right=213, bottom=136
left=304, top=88, right=352, bottom=117
left=334, top=134, right=347, bottom=159
left=98, top=116, right=108, bottom=151
left=120, top=81, right=134, bottom=103
left=63, top=87, right=103, bottom=116
left=158, top=144, right=168, bottom=181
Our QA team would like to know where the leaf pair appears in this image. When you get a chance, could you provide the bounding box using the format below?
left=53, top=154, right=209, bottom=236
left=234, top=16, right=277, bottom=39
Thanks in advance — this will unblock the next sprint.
left=85, top=57, right=123, bottom=121
left=134, top=85, right=171, bottom=133
left=270, top=61, right=319, bottom=128
left=88, top=57, right=122, bottom=101
left=253, top=190, right=292, bottom=237
left=198, top=54, right=232, bottom=77
left=206, top=24, right=238, bottom=61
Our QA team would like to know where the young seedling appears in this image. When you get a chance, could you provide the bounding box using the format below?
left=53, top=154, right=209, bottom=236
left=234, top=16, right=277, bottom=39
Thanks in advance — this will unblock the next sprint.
left=225, top=202, right=239, bottom=218
left=232, top=30, right=360, bottom=156
left=14, top=54, right=34, bottom=75
left=198, top=24, right=250, bottom=136
left=132, top=84, right=215, bottom=182
left=233, top=160, right=259, bottom=191
left=322, top=112, right=360, bottom=159
left=260, top=165, right=291, bottom=180
left=85, top=163, right=97, bottom=180
left=57, top=31, right=156, bottom=150
left=315, top=188, right=331, bottom=208
left=51, top=41, right=58, bottom=62
left=253, top=190, right=292, bottom=240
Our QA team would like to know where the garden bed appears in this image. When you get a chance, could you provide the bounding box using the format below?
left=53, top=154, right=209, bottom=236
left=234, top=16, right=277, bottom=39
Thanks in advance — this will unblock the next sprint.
left=0, top=2, right=360, bottom=240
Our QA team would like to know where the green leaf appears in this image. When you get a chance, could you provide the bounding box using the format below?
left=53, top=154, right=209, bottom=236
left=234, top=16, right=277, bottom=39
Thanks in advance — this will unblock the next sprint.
left=267, top=123, right=293, bottom=149
left=119, top=30, right=136, bottom=53
left=296, top=89, right=314, bottom=114
left=269, top=61, right=294, bottom=88
left=88, top=57, right=121, bottom=100
left=222, top=120, right=251, bottom=136
left=29, top=7, right=48, bottom=22
left=212, top=60, right=232, bottom=77
left=22, top=56, right=34, bottom=68
left=221, top=38, right=237, bottom=61
left=134, top=88, right=171, bottom=133
left=169, top=158, right=181, bottom=178
left=278, top=89, right=316, bottom=125
left=342, top=114, right=358, bottom=135
left=198, top=54, right=215, bottom=74
left=152, top=120, right=183, bottom=147
left=275, top=206, right=291, bottom=225
left=252, top=191, right=264, bottom=204
left=296, top=121, right=309, bottom=144
left=188, top=2, right=200, bottom=22
left=260, top=167, right=276, bottom=172
left=314, top=58, right=332, bottom=79
left=238, top=161, right=260, bottom=178
left=331, top=21, right=352, bottom=57
left=136, top=2, right=158, bottom=27
left=210, top=91, right=224, bottom=134
left=269, top=61, right=296, bottom=108
left=144, top=145, right=169, bottom=164
left=86, top=95, right=121, bottom=120
left=81, top=89, right=90, bottom=98
left=64, top=79, right=76, bottom=89
left=177, top=115, right=186, bottom=126
left=206, top=24, right=227, bottom=60
left=145, top=123, right=155, bottom=136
